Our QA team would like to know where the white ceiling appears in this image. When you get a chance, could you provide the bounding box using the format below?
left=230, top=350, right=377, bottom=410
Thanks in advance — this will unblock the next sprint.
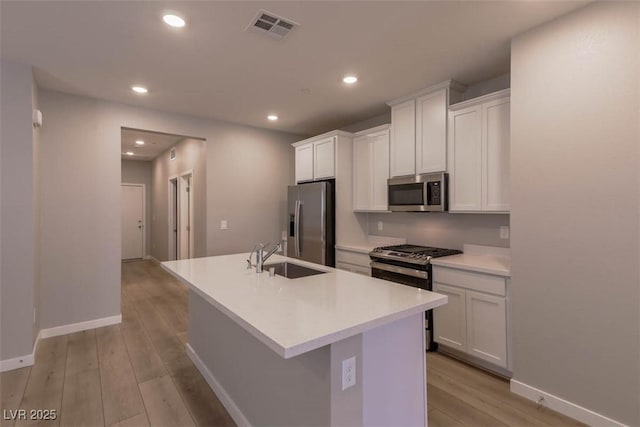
left=121, top=128, right=191, bottom=161
left=1, top=1, right=588, bottom=136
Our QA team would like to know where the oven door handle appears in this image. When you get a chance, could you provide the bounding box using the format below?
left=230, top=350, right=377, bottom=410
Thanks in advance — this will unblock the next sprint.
left=370, top=262, right=429, bottom=279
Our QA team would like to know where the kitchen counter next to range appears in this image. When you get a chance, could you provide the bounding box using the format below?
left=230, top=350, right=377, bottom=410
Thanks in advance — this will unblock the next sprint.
left=430, top=244, right=511, bottom=277
left=162, top=253, right=447, bottom=359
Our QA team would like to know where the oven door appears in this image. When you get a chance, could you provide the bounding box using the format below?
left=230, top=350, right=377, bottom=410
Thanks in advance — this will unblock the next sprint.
left=371, top=261, right=438, bottom=351
left=370, top=262, right=430, bottom=290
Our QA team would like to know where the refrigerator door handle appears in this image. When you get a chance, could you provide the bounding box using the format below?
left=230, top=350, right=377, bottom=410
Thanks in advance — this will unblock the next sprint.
left=294, top=200, right=301, bottom=257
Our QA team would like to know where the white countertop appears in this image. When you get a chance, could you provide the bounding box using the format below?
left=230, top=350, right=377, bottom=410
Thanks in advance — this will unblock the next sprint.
left=430, top=244, right=511, bottom=277
left=162, top=253, right=447, bottom=359
left=335, top=235, right=406, bottom=254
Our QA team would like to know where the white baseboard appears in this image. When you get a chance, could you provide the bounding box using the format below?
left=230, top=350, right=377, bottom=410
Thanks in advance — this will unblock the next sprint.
left=0, top=330, right=42, bottom=372
left=145, top=255, right=161, bottom=264
left=186, top=344, right=251, bottom=427
left=510, top=379, right=625, bottom=427
left=0, top=352, right=34, bottom=372
left=40, top=314, right=122, bottom=339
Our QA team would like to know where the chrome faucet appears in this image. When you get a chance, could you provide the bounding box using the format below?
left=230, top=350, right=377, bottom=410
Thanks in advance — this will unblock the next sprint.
left=247, top=242, right=282, bottom=273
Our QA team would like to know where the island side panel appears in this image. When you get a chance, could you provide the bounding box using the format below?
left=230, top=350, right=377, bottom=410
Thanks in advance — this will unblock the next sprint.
left=329, top=334, right=364, bottom=426
left=188, top=290, right=332, bottom=426
left=362, top=312, right=427, bottom=426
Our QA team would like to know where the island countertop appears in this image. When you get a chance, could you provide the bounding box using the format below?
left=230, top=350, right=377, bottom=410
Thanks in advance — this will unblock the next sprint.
left=162, top=253, right=447, bottom=359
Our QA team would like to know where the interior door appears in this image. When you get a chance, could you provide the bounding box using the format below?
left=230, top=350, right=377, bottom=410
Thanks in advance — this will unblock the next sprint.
left=121, top=184, right=144, bottom=260
left=178, top=174, right=192, bottom=260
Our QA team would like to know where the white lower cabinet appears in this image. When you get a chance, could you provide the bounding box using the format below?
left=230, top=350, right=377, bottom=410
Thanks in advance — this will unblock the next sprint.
left=335, top=249, right=371, bottom=276
left=433, top=266, right=509, bottom=370
left=465, top=290, right=507, bottom=367
left=432, top=283, right=466, bottom=351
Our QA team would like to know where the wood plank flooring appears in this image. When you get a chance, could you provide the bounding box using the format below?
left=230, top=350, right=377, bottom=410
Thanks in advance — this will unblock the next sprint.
left=1, top=260, right=583, bottom=427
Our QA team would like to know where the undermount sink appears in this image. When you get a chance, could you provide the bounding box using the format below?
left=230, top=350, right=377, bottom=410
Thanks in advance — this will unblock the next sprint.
left=263, top=262, right=327, bottom=279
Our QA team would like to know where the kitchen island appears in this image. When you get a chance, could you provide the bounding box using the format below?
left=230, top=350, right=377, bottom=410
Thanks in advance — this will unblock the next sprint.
left=162, top=253, right=447, bottom=427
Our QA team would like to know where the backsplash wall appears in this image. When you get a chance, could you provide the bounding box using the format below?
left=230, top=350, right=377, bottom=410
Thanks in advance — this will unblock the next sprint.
left=365, top=212, right=509, bottom=249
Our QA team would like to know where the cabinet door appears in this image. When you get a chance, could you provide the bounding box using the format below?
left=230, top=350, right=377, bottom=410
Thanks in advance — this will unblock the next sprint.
left=371, top=129, right=390, bottom=210
left=416, top=89, right=447, bottom=174
left=466, top=291, right=507, bottom=368
left=314, top=137, right=335, bottom=179
left=482, top=97, right=510, bottom=212
left=433, top=283, right=467, bottom=351
left=295, top=144, right=314, bottom=183
left=448, top=105, right=482, bottom=211
left=353, top=135, right=373, bottom=210
left=390, top=100, right=416, bottom=177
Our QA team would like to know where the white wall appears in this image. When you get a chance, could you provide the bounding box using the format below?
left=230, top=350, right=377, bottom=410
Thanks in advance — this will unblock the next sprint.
left=121, top=159, right=152, bottom=257
left=37, top=89, right=297, bottom=330
left=151, top=139, right=206, bottom=261
left=0, top=60, right=37, bottom=361
left=510, top=2, right=639, bottom=425
left=366, top=212, right=509, bottom=249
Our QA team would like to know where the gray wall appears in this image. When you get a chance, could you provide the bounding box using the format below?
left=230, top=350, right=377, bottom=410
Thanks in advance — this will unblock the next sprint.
left=511, top=2, right=639, bottom=425
left=0, top=60, right=37, bottom=360
left=36, top=88, right=297, bottom=330
left=367, top=212, right=509, bottom=249
left=206, top=128, right=295, bottom=256
left=121, top=160, right=152, bottom=258
left=39, top=91, right=121, bottom=330
left=151, top=139, right=206, bottom=261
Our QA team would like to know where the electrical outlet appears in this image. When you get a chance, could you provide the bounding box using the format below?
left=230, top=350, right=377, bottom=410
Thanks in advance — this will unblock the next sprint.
left=377, top=221, right=383, bottom=231
left=500, top=226, right=510, bottom=239
left=341, top=356, right=356, bottom=390
left=220, top=220, right=228, bottom=230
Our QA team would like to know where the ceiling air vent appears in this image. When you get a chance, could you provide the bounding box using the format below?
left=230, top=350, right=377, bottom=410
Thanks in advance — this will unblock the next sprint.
left=247, top=9, right=298, bottom=40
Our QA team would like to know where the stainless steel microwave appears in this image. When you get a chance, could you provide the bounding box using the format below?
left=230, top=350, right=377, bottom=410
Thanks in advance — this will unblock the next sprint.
left=388, top=172, right=448, bottom=212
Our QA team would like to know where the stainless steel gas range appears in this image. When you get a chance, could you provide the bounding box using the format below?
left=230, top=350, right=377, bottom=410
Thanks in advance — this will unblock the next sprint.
left=369, top=244, right=462, bottom=351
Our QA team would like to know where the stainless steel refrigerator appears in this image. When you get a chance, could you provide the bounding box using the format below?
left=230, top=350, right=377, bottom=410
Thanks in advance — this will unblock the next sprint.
left=287, top=181, right=335, bottom=267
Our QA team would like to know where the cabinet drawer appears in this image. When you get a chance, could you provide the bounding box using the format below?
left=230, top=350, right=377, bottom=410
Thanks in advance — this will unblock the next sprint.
left=433, top=266, right=506, bottom=296
left=336, top=261, right=371, bottom=276
left=336, top=250, right=370, bottom=267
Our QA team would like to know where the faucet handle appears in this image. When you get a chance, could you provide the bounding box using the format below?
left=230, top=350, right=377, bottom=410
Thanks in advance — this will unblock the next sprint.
left=247, top=243, right=262, bottom=268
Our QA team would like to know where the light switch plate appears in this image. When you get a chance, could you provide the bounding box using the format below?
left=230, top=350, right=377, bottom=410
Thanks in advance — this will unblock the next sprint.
left=500, top=226, right=510, bottom=239
left=221, top=220, right=228, bottom=230
left=377, top=221, right=383, bottom=231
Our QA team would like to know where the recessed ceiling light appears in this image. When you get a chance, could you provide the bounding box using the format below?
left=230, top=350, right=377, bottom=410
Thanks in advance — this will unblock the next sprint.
left=163, top=14, right=185, bottom=28
left=343, top=75, right=358, bottom=84
left=131, top=86, right=148, bottom=94
left=126, top=151, right=134, bottom=156
left=267, top=115, right=279, bottom=121
left=135, top=140, right=145, bottom=145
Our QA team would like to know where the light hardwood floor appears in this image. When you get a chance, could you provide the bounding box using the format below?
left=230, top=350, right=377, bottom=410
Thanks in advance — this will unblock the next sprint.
left=1, top=260, right=583, bottom=427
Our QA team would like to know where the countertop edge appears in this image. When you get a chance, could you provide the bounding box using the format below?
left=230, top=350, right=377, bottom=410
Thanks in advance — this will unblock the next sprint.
left=431, top=256, right=511, bottom=277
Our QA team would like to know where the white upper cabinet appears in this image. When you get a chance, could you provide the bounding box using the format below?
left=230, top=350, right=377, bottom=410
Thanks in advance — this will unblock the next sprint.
left=313, top=136, right=336, bottom=180
left=483, top=98, right=511, bottom=211
left=448, top=89, right=510, bottom=213
left=389, top=100, right=416, bottom=177
left=387, top=80, right=465, bottom=178
left=293, top=132, right=350, bottom=183
left=416, top=89, right=448, bottom=174
left=449, top=104, right=483, bottom=211
left=295, top=144, right=314, bottom=183
left=353, top=125, right=390, bottom=212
